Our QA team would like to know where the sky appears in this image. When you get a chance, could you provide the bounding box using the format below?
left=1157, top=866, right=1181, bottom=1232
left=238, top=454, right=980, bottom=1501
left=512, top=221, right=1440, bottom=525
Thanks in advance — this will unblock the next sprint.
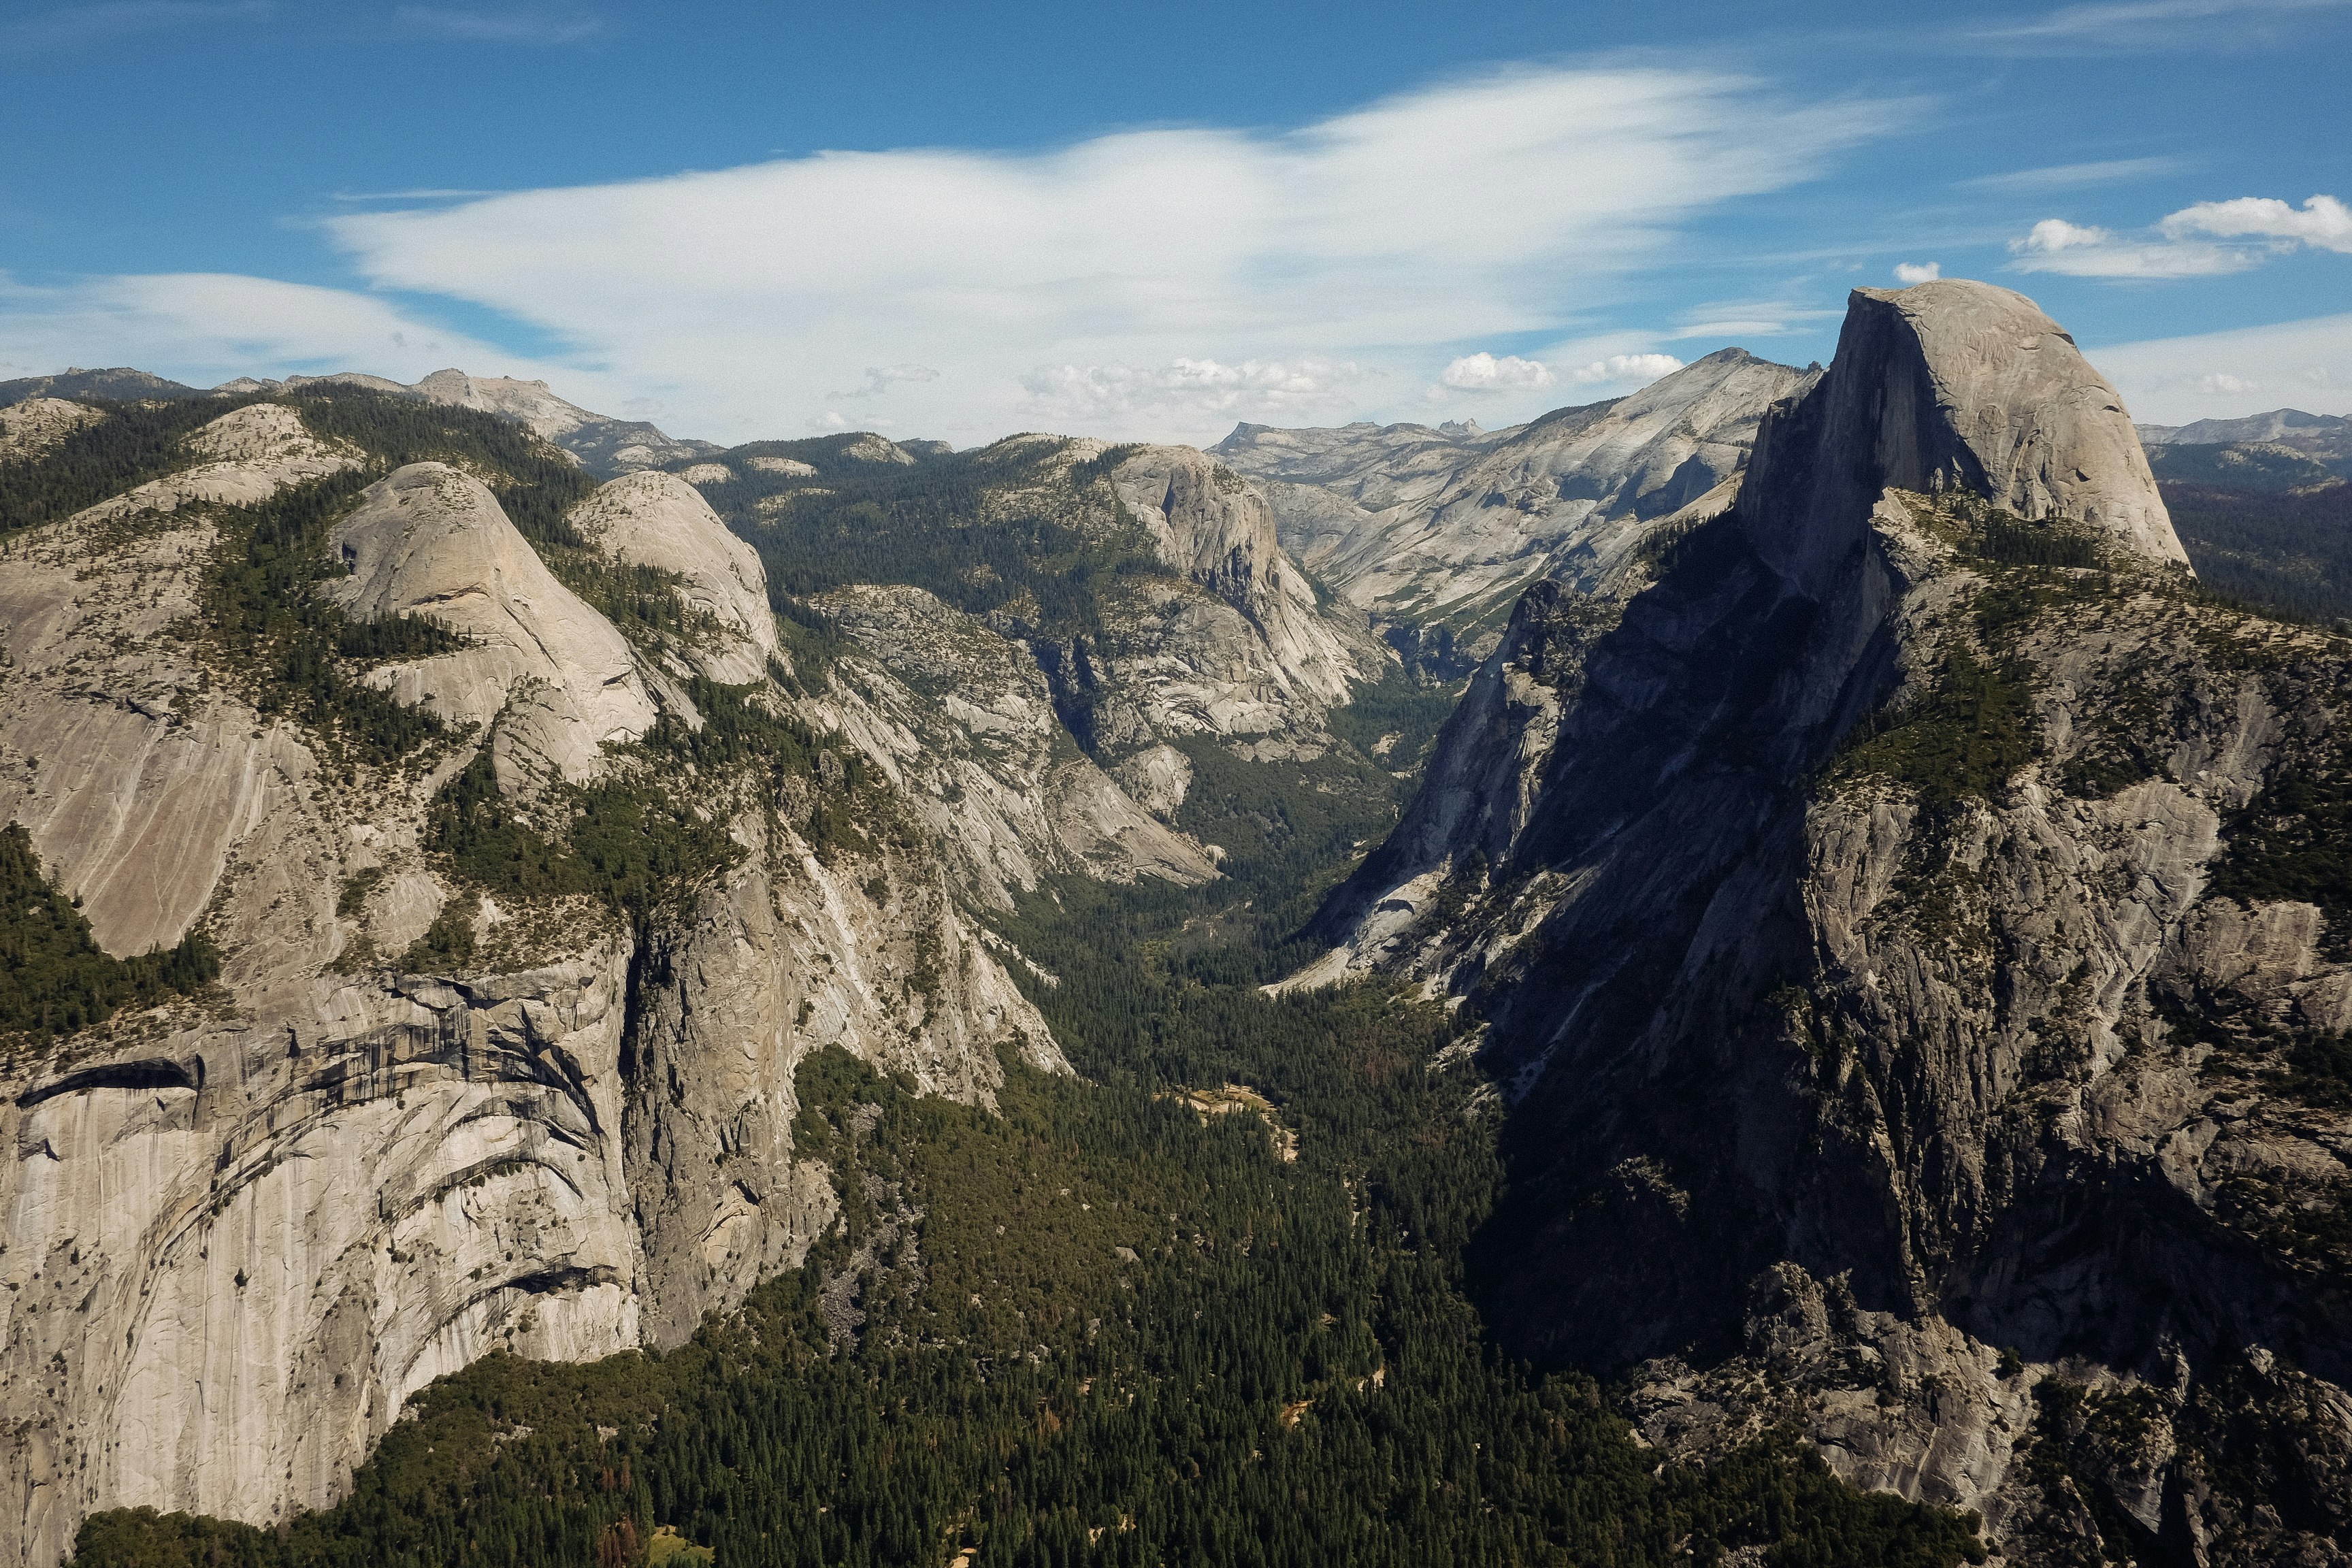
left=1, top=1, right=2348, bottom=447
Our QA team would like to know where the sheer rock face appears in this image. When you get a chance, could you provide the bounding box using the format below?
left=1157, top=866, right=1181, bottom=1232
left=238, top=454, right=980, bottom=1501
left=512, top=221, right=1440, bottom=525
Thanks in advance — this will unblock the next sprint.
left=0, top=404, right=363, bottom=956
left=1217, top=349, right=1817, bottom=652
left=955, top=438, right=1386, bottom=769
left=570, top=470, right=780, bottom=685
left=1744, top=281, right=2185, bottom=601
left=4, top=949, right=646, bottom=1556
left=325, top=463, right=659, bottom=791
left=1301, top=280, right=2349, bottom=1561
left=1109, top=444, right=1370, bottom=712
left=621, top=813, right=1061, bottom=1349
left=815, top=583, right=1218, bottom=900
left=0, top=427, right=1128, bottom=1563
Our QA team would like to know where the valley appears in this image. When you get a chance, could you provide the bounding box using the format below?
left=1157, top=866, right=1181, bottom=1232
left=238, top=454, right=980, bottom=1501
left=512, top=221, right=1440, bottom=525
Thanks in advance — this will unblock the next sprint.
left=3, top=278, right=2348, bottom=1567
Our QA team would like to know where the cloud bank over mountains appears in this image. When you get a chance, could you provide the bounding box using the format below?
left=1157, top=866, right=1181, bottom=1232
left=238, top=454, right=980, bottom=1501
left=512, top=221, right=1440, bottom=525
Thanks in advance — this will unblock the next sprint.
left=0, top=65, right=1885, bottom=444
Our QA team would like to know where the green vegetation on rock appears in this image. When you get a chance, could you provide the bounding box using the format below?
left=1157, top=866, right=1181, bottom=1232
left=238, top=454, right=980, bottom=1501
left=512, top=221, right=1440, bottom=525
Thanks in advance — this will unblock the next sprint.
left=2163, top=478, right=2352, bottom=626
left=199, top=466, right=461, bottom=766
left=1831, top=645, right=2040, bottom=810
left=419, top=748, right=745, bottom=933
left=0, top=395, right=267, bottom=537
left=706, top=440, right=1163, bottom=638
left=0, top=821, right=218, bottom=1043
left=2212, top=751, right=2352, bottom=943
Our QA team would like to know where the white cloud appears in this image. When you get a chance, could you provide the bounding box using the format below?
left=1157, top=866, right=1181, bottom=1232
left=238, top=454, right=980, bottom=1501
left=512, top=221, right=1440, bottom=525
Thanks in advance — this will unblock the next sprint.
left=392, top=7, right=604, bottom=43
left=1893, top=261, right=1942, bottom=283
left=244, top=62, right=1891, bottom=443
left=1959, top=0, right=2352, bottom=50
left=1021, top=357, right=1377, bottom=426
left=2161, top=193, right=2352, bottom=252
left=2006, top=216, right=2255, bottom=277
left=1570, top=352, right=1684, bottom=385
left=829, top=363, right=941, bottom=400
left=0, top=64, right=1901, bottom=444
left=2008, top=193, right=2352, bottom=280
left=0, top=270, right=557, bottom=389
left=1439, top=353, right=1554, bottom=392
left=2, top=1, right=271, bottom=54
left=1957, top=156, right=2190, bottom=192
left=2087, top=310, right=2352, bottom=421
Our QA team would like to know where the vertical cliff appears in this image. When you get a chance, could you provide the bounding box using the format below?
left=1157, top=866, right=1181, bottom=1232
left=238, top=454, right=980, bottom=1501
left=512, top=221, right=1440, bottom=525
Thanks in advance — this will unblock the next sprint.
left=0, top=396, right=1191, bottom=1565
left=1301, top=280, right=2352, bottom=1563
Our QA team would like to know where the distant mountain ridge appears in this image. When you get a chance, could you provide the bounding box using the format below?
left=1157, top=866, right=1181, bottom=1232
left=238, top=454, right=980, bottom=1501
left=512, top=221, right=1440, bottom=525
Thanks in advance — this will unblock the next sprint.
left=2137, top=407, right=2352, bottom=451
left=1215, top=348, right=1818, bottom=666
left=0, top=363, right=715, bottom=478
left=0, top=366, right=204, bottom=405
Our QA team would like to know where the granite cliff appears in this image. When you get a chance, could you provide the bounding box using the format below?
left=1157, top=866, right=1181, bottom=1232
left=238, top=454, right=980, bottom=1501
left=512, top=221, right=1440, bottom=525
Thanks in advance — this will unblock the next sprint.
left=0, top=390, right=1261, bottom=1563
left=1296, top=279, right=2352, bottom=1564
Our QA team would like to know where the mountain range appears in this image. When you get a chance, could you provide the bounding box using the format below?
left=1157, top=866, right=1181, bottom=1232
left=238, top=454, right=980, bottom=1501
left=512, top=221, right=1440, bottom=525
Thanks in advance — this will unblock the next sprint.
left=3, top=280, right=2349, bottom=1567
left=0, top=366, right=717, bottom=478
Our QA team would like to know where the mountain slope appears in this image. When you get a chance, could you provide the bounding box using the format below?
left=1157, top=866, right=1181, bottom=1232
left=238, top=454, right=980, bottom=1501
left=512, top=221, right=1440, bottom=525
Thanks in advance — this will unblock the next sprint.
left=2139, top=406, right=2352, bottom=460
left=1298, top=278, right=2352, bottom=1564
left=0, top=388, right=1210, bottom=1562
left=1216, top=348, right=1818, bottom=664
left=1, top=365, right=717, bottom=478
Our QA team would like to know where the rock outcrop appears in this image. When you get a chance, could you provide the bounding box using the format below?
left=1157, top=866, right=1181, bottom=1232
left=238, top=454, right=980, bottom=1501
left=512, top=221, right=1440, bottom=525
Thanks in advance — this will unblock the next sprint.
left=998, top=440, right=1387, bottom=768
left=1112, top=446, right=1361, bottom=710
left=0, top=398, right=1171, bottom=1565
left=325, top=463, right=659, bottom=790
left=268, top=368, right=717, bottom=476
left=0, top=399, right=103, bottom=462
left=815, top=583, right=1219, bottom=900
left=570, top=470, right=780, bottom=684
left=1740, top=280, right=2185, bottom=600
left=1299, top=278, right=2352, bottom=1563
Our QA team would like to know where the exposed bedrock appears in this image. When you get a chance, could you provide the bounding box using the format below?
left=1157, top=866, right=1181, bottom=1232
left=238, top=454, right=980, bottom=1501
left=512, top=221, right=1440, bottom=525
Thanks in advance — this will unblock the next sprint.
left=1303, top=279, right=2346, bottom=1560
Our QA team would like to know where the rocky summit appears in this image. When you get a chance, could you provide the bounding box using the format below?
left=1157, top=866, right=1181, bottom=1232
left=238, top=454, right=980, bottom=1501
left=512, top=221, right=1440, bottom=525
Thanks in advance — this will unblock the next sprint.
left=3, top=278, right=2347, bottom=1568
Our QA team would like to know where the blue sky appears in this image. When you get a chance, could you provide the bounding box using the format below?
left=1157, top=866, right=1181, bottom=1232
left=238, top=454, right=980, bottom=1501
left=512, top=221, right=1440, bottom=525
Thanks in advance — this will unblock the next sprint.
left=2, top=0, right=2348, bottom=444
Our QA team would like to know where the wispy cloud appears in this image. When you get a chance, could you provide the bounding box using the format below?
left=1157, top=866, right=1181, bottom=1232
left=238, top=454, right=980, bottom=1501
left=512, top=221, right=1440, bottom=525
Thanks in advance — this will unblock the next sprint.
left=3, top=0, right=270, bottom=52
left=330, top=188, right=506, bottom=202
left=289, top=63, right=1898, bottom=441
left=2008, top=193, right=2352, bottom=277
left=1893, top=261, right=1942, bottom=283
left=1022, top=358, right=1379, bottom=427
left=2092, top=308, right=2352, bottom=420
left=828, top=364, right=942, bottom=401
left=0, top=65, right=1902, bottom=443
left=1960, top=0, right=2351, bottom=51
left=393, top=7, right=603, bottom=44
left=1958, top=155, right=2191, bottom=192
left=0, top=270, right=538, bottom=389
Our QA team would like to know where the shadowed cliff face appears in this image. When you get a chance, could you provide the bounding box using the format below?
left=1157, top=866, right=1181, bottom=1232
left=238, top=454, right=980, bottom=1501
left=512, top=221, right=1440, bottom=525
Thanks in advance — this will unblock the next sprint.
left=1300, top=280, right=2352, bottom=1563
